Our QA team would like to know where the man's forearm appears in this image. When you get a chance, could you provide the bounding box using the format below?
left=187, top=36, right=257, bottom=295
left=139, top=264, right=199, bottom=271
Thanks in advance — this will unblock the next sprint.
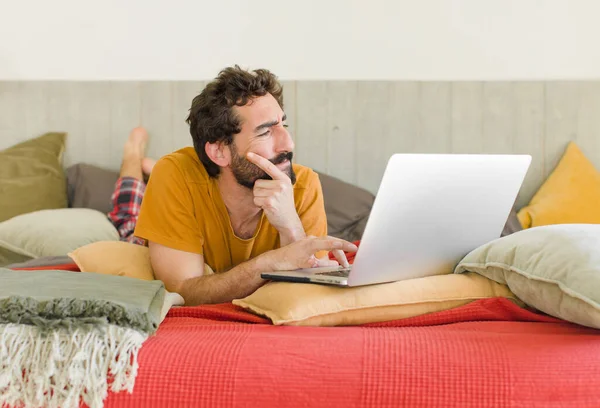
left=176, top=256, right=269, bottom=306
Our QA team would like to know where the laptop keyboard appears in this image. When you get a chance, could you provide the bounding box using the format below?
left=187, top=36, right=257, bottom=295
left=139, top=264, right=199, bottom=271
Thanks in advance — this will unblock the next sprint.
left=315, top=268, right=351, bottom=278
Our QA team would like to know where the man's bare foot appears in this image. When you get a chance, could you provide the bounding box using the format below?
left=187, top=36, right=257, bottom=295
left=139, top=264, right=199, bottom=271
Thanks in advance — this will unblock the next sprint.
left=120, top=127, right=149, bottom=180
left=124, top=127, right=148, bottom=158
left=142, top=157, right=156, bottom=176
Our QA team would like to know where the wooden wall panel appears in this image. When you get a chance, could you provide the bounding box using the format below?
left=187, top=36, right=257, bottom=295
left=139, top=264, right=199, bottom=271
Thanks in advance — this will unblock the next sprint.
left=108, top=82, right=141, bottom=170
left=281, top=81, right=297, bottom=146
left=545, top=82, right=583, bottom=179
left=510, top=83, right=545, bottom=207
left=0, top=82, right=21, bottom=147
left=418, top=82, right=451, bottom=154
left=140, top=82, right=173, bottom=161
left=451, top=82, right=483, bottom=153
left=1, top=80, right=599, bottom=206
left=171, top=81, right=204, bottom=152
left=295, top=82, right=331, bottom=175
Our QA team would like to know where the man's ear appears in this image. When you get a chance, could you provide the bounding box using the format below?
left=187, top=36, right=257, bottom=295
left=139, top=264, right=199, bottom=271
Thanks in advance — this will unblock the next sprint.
left=205, top=141, right=230, bottom=167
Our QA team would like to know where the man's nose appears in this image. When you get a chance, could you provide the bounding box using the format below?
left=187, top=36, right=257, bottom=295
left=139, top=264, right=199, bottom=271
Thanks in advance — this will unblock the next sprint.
left=276, top=126, right=295, bottom=153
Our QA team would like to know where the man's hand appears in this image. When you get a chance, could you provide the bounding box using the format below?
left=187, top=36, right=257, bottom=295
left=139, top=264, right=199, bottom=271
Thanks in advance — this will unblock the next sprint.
left=246, top=151, right=352, bottom=267
left=261, top=235, right=358, bottom=271
left=246, top=152, right=305, bottom=243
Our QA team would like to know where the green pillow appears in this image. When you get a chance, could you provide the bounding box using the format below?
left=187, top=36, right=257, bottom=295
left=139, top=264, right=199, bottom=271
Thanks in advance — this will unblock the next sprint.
left=0, top=133, right=68, bottom=222
left=454, top=224, right=600, bottom=329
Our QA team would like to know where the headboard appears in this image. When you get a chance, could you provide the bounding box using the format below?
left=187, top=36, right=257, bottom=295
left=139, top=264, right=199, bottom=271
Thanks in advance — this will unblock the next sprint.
left=1, top=80, right=599, bottom=209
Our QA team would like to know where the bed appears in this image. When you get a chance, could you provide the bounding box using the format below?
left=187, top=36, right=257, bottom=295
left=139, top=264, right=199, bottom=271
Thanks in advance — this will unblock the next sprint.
left=6, top=246, right=600, bottom=408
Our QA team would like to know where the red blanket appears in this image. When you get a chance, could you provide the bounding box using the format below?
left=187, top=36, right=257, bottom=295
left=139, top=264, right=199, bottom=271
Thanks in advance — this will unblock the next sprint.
left=104, top=298, right=600, bottom=408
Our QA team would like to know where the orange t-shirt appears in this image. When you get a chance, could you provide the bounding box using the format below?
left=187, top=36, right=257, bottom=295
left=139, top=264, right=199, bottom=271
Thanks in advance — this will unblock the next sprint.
left=133, top=147, right=328, bottom=273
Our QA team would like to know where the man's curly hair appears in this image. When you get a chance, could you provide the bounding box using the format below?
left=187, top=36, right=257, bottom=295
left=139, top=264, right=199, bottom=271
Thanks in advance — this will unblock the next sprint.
left=186, top=65, right=284, bottom=177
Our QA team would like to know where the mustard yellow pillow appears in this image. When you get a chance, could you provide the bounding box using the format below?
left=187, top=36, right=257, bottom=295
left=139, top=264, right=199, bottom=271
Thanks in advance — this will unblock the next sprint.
left=517, top=142, right=600, bottom=228
left=232, top=273, right=521, bottom=326
left=69, top=240, right=215, bottom=281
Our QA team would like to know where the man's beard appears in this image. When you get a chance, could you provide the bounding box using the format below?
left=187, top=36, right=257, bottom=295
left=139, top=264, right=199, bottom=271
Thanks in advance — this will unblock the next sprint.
left=229, top=144, right=296, bottom=189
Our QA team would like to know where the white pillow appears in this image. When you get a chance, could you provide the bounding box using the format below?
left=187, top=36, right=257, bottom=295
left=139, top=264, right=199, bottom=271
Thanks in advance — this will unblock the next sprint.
left=454, top=224, right=600, bottom=329
left=0, top=208, right=119, bottom=265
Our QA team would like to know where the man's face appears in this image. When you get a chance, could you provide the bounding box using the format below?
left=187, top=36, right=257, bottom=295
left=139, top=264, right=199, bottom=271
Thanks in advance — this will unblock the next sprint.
left=228, top=93, right=296, bottom=188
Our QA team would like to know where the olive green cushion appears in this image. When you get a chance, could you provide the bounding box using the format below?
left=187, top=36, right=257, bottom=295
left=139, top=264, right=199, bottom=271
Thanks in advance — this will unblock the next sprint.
left=0, top=133, right=68, bottom=222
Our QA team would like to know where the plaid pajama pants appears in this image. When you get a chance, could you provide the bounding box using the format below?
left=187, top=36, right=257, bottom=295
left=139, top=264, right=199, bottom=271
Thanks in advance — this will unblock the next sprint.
left=107, top=176, right=147, bottom=246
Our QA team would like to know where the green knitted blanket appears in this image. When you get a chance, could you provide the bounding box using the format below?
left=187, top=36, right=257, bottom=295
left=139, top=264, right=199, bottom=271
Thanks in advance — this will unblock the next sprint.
left=0, top=268, right=175, bottom=408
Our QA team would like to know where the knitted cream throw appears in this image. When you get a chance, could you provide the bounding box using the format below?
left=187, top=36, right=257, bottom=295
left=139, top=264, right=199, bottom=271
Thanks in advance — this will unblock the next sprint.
left=0, top=268, right=170, bottom=408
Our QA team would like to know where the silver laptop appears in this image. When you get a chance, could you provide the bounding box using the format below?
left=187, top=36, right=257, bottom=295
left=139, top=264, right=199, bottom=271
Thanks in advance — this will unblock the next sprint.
left=261, top=153, right=531, bottom=287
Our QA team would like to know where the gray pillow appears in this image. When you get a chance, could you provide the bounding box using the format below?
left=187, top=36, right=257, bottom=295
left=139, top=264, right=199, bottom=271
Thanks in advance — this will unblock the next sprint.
left=316, top=172, right=375, bottom=242
left=6, top=255, right=75, bottom=269
left=66, top=163, right=120, bottom=215
left=65, top=163, right=376, bottom=242
left=501, top=206, right=523, bottom=237
left=64, top=162, right=517, bottom=243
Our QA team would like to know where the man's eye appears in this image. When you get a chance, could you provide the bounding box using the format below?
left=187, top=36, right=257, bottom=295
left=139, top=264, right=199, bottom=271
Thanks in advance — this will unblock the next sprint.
left=258, top=130, right=270, bottom=137
left=283, top=124, right=289, bottom=128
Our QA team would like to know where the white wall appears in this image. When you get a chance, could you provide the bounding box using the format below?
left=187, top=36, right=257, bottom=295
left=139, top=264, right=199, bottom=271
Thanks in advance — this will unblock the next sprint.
left=1, top=0, right=599, bottom=80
